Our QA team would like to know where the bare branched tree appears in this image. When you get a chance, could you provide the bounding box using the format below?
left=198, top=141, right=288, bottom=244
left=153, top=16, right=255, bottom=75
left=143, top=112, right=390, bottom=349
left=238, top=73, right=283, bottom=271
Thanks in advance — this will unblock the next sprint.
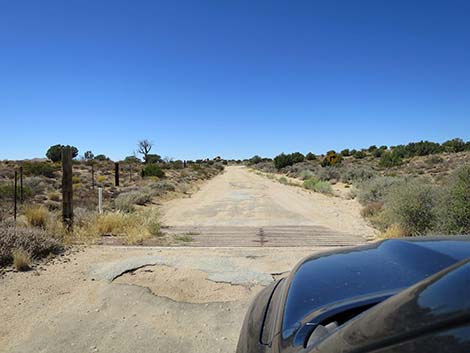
left=137, top=139, right=153, bottom=163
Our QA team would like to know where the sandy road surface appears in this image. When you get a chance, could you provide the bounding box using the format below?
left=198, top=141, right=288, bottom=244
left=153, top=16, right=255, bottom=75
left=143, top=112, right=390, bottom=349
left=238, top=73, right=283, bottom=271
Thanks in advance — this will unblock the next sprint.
left=1, top=166, right=374, bottom=353
left=161, top=166, right=375, bottom=245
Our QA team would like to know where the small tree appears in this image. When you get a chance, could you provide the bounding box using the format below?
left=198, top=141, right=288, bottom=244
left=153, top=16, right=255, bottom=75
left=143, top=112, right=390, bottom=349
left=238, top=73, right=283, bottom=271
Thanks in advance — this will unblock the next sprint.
left=305, top=152, right=317, bottom=161
left=84, top=151, right=94, bottom=162
left=138, top=139, right=153, bottom=163
left=46, top=144, right=78, bottom=162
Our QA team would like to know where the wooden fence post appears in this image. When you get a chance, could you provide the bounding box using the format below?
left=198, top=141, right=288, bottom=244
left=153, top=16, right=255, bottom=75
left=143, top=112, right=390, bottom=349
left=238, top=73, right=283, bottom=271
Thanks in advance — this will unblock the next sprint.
left=115, top=162, right=120, bottom=186
left=13, top=170, right=17, bottom=221
left=91, top=163, right=95, bottom=189
left=62, top=147, right=73, bottom=230
left=19, top=166, right=24, bottom=204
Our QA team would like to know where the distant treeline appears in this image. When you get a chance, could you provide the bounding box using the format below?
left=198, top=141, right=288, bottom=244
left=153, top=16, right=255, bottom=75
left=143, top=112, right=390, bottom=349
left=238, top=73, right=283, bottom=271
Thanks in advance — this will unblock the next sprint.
left=247, top=138, right=470, bottom=170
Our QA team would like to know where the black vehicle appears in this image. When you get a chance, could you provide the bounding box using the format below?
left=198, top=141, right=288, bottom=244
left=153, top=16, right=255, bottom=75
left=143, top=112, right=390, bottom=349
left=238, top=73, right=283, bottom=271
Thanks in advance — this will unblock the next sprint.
left=237, top=237, right=470, bottom=353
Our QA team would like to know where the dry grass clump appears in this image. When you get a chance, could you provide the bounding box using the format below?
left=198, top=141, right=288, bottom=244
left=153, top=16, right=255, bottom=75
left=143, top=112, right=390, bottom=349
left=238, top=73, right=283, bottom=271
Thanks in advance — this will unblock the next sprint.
left=24, top=205, right=49, bottom=228
left=382, top=224, right=409, bottom=238
left=12, top=249, right=31, bottom=271
left=47, top=192, right=61, bottom=201
left=0, top=224, right=63, bottom=268
left=78, top=208, right=162, bottom=245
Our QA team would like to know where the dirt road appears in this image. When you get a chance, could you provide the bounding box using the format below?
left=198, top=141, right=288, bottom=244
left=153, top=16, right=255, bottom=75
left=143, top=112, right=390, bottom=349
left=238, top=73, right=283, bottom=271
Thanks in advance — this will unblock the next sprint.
left=161, top=166, right=374, bottom=246
left=0, top=166, right=374, bottom=353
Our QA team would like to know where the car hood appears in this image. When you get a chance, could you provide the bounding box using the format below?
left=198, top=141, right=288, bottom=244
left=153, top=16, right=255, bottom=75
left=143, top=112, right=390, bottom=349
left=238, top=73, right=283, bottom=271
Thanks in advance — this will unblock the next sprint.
left=281, top=237, right=470, bottom=347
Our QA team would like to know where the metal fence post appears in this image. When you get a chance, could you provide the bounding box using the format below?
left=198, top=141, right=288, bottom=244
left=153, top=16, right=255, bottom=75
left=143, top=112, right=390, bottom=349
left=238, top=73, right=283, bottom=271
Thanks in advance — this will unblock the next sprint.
left=13, top=170, right=17, bottom=221
left=98, top=187, right=103, bottom=214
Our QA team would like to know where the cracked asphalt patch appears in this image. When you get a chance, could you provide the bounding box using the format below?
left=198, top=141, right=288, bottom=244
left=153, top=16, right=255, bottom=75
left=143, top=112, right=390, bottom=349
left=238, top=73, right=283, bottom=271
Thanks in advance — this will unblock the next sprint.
left=114, top=266, right=261, bottom=303
left=1, top=247, right=324, bottom=353
left=89, top=254, right=275, bottom=286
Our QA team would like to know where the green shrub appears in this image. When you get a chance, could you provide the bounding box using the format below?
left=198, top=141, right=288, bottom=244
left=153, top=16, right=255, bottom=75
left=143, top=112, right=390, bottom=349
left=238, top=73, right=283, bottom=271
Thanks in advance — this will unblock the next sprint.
left=353, top=150, right=367, bottom=159
left=340, top=149, right=350, bottom=157
left=142, top=164, right=165, bottom=178
left=442, top=138, right=466, bottom=153
left=22, top=161, right=58, bottom=178
left=0, top=183, right=33, bottom=200
left=278, top=177, right=288, bottom=184
left=383, top=180, right=437, bottom=235
left=303, top=177, right=333, bottom=194
left=94, top=154, right=110, bottom=161
left=273, top=152, right=305, bottom=170
left=46, top=144, right=78, bottom=162
left=298, top=169, right=316, bottom=180
left=437, top=165, right=470, bottom=234
left=379, top=151, right=403, bottom=168
left=305, top=152, right=317, bottom=161
left=357, top=176, right=405, bottom=204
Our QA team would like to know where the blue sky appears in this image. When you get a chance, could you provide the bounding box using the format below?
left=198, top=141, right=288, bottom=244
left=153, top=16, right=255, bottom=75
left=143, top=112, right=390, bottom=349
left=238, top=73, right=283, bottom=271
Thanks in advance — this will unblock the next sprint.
left=1, top=0, right=469, bottom=161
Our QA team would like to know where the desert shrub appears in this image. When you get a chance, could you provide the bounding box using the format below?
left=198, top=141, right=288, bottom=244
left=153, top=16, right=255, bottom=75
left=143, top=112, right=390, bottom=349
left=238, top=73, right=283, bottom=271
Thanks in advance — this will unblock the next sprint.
left=46, top=144, right=78, bottom=162
left=72, top=175, right=81, bottom=184
left=436, top=165, right=470, bottom=234
left=22, top=161, right=58, bottom=178
left=278, top=177, right=288, bottom=184
left=340, top=166, right=378, bottom=183
left=0, top=224, right=63, bottom=267
left=360, top=202, right=383, bottom=218
left=357, top=176, right=406, bottom=204
left=114, top=188, right=155, bottom=212
left=379, top=151, right=403, bottom=168
left=96, top=175, right=106, bottom=183
left=383, top=180, right=438, bottom=236
left=305, top=152, right=317, bottom=161
left=274, top=152, right=305, bottom=170
left=298, top=169, right=316, bottom=180
left=382, top=224, right=409, bottom=238
left=321, top=151, right=341, bottom=167
left=353, top=150, right=367, bottom=159
left=24, top=205, right=49, bottom=228
left=12, top=249, right=31, bottom=271
left=316, top=166, right=341, bottom=182
left=142, top=164, right=165, bottom=178
left=124, top=156, right=141, bottom=163
left=94, top=154, right=110, bottom=161
left=442, top=138, right=466, bottom=153
left=0, top=183, right=33, bottom=200
left=151, top=181, right=176, bottom=192
left=145, top=154, right=162, bottom=164
left=48, top=192, right=61, bottom=201
left=303, top=177, right=333, bottom=194
left=24, top=176, right=46, bottom=194
left=148, top=220, right=163, bottom=236
left=340, top=149, right=350, bottom=157
left=248, top=155, right=264, bottom=165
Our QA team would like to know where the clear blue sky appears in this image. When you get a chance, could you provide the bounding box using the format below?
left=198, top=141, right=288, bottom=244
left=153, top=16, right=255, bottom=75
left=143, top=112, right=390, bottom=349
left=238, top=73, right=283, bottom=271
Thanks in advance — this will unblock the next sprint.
left=1, top=0, right=469, bottom=161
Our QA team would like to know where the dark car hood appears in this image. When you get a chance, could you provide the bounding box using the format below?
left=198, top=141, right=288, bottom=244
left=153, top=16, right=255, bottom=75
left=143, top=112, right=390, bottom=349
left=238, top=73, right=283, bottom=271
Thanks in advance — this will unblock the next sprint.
left=281, top=237, right=470, bottom=347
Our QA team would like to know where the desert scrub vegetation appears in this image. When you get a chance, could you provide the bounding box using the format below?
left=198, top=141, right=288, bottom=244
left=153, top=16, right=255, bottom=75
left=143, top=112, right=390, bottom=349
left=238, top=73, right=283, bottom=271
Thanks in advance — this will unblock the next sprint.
left=114, top=187, right=156, bottom=212
left=303, top=177, right=333, bottom=195
left=358, top=165, right=470, bottom=237
left=0, top=224, right=64, bottom=268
